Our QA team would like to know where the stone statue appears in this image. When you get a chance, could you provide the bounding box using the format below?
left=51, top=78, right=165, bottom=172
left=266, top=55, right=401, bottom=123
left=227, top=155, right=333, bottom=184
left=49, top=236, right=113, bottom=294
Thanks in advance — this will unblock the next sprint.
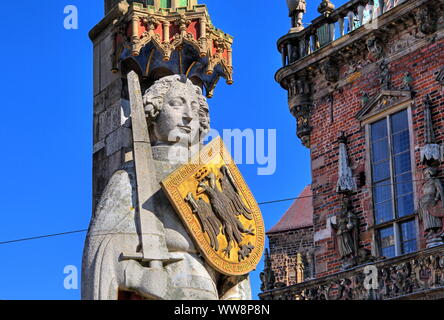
left=379, top=60, right=391, bottom=90
left=331, top=198, right=359, bottom=265
left=82, top=75, right=251, bottom=300
left=287, top=0, right=306, bottom=30
left=366, top=35, right=383, bottom=59
left=419, top=167, right=444, bottom=246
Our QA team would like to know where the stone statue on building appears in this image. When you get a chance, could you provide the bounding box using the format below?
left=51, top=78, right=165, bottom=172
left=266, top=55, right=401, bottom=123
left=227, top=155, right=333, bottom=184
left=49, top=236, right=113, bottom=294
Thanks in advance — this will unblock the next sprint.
left=419, top=166, right=444, bottom=247
left=287, top=0, right=306, bottom=31
left=82, top=75, right=251, bottom=300
left=379, top=60, right=391, bottom=90
left=331, top=198, right=359, bottom=267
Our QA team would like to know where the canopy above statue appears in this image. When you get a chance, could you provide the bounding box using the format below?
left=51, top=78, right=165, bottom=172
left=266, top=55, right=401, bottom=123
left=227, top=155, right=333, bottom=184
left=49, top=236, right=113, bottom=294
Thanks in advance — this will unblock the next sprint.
left=106, top=0, right=199, bottom=14
left=98, top=1, right=233, bottom=98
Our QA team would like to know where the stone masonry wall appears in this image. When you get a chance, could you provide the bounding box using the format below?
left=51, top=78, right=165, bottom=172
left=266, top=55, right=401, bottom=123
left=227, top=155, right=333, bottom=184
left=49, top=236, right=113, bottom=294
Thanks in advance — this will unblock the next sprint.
left=268, top=226, right=314, bottom=285
left=92, top=25, right=132, bottom=215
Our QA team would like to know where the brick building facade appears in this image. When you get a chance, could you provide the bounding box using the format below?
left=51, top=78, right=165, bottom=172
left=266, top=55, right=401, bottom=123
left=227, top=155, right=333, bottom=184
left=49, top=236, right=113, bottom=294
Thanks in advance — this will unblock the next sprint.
left=261, top=0, right=444, bottom=300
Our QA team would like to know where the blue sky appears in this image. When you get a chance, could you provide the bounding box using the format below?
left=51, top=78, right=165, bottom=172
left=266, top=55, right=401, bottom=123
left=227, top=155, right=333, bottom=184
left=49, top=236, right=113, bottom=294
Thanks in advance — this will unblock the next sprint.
left=0, top=0, right=347, bottom=300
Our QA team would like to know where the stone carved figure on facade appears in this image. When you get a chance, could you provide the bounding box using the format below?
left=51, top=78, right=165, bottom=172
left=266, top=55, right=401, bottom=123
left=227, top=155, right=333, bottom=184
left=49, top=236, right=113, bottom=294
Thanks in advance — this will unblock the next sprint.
left=331, top=198, right=359, bottom=268
left=360, top=91, right=370, bottom=107
left=403, top=72, right=414, bottom=94
left=419, top=167, right=444, bottom=246
left=287, top=0, right=306, bottom=30
left=82, top=75, right=251, bottom=300
left=379, top=60, right=391, bottom=90
left=321, top=58, right=339, bottom=83
left=366, top=35, right=384, bottom=60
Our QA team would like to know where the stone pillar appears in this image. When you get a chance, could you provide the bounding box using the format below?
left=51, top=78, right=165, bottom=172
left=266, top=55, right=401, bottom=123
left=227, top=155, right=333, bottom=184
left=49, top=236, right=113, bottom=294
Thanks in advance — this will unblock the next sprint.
left=92, top=24, right=131, bottom=214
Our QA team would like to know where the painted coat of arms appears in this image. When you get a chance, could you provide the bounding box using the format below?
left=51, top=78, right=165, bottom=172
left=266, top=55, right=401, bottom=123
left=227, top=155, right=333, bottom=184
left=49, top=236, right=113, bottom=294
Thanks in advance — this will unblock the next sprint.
left=161, top=137, right=265, bottom=276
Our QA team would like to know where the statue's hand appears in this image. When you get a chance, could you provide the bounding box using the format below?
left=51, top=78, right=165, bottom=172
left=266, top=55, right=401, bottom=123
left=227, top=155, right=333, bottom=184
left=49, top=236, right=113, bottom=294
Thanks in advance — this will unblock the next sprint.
left=123, top=259, right=169, bottom=300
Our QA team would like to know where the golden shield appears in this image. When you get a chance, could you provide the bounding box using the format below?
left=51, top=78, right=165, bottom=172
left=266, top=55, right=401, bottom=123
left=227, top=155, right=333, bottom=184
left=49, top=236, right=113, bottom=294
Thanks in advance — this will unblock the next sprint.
left=161, top=137, right=265, bottom=276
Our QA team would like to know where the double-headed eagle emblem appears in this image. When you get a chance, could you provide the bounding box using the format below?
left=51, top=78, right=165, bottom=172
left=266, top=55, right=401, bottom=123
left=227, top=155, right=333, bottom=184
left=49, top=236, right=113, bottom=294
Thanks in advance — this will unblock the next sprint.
left=185, top=165, right=255, bottom=260
left=161, top=137, right=265, bottom=276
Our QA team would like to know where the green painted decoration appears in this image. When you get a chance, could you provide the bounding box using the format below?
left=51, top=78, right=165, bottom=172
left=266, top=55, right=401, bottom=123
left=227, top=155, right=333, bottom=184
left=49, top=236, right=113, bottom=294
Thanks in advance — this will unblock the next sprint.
left=160, top=0, right=171, bottom=8
left=135, top=0, right=188, bottom=8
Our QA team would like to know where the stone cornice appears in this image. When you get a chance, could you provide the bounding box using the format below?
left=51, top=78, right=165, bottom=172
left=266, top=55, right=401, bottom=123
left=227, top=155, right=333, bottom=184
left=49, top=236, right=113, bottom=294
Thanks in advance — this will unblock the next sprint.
left=275, top=0, right=440, bottom=86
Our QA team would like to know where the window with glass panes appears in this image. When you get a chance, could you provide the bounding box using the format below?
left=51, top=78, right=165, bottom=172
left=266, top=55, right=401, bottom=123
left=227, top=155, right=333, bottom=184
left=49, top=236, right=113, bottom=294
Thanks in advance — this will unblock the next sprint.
left=370, top=109, right=417, bottom=258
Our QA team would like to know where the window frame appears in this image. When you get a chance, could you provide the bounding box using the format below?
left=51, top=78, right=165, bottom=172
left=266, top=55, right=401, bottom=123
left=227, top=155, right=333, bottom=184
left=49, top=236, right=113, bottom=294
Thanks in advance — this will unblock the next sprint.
left=365, top=104, right=419, bottom=258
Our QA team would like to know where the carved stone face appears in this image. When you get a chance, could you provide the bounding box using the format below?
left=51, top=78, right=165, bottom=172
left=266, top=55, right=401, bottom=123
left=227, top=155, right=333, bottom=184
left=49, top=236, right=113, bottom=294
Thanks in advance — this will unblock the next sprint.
left=153, top=84, right=200, bottom=145
left=143, top=75, right=209, bottom=147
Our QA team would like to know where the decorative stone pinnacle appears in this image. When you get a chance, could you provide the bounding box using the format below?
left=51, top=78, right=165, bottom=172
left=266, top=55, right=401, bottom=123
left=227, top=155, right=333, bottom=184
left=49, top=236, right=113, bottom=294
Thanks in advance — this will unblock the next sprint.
left=336, top=132, right=357, bottom=194
left=424, top=94, right=436, bottom=144
left=420, top=94, right=442, bottom=166
left=318, top=0, right=335, bottom=17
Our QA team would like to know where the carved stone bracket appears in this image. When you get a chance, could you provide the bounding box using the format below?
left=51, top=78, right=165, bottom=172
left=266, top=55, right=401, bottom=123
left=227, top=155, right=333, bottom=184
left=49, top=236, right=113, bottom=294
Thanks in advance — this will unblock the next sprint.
left=285, top=73, right=313, bottom=148
left=291, top=103, right=313, bottom=148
